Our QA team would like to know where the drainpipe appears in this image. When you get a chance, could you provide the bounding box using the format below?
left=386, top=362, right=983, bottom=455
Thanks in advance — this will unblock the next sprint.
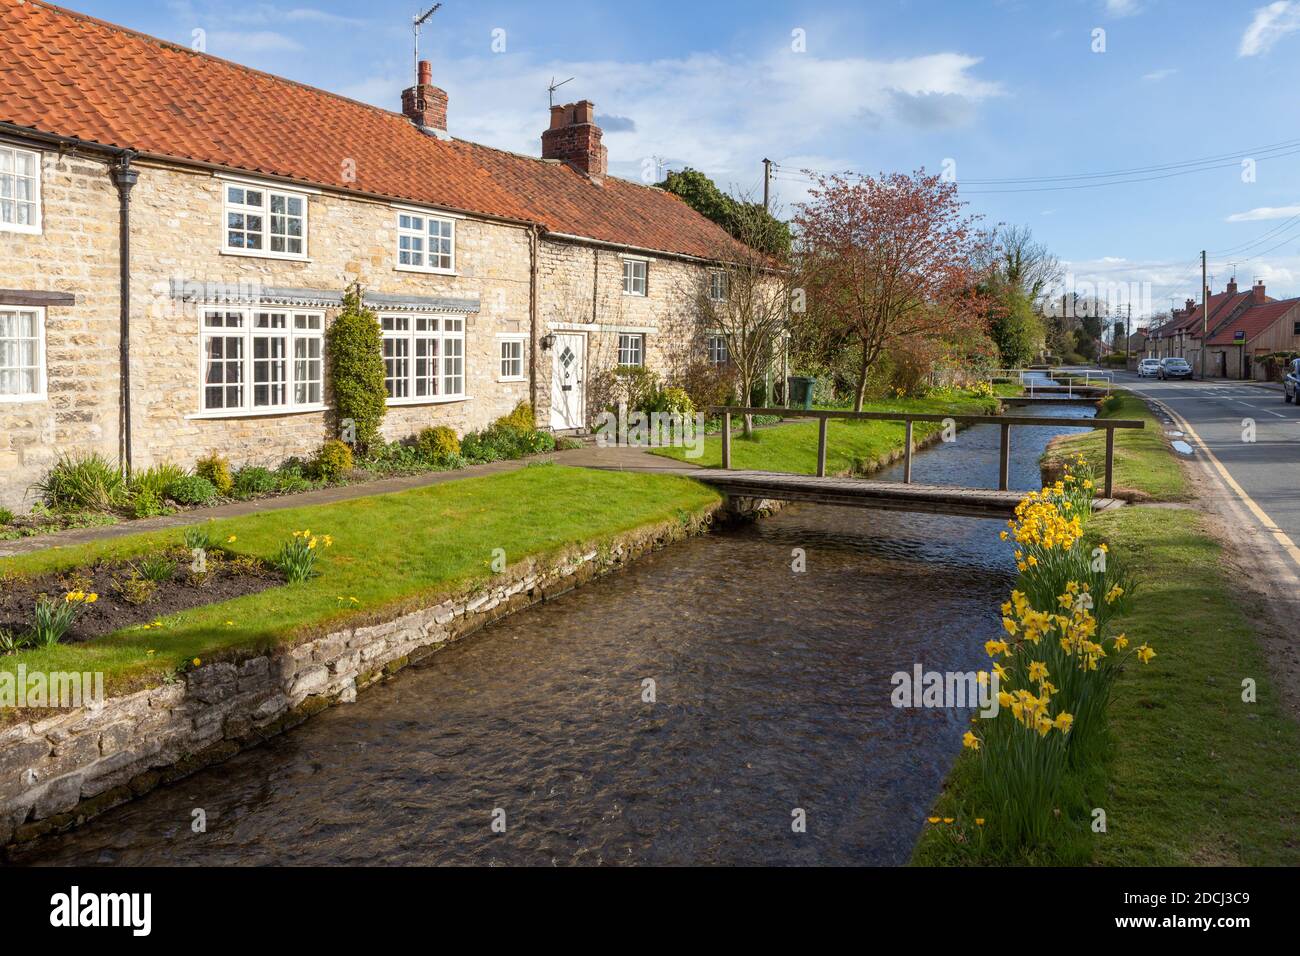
left=111, top=154, right=139, bottom=477
left=528, top=223, right=539, bottom=423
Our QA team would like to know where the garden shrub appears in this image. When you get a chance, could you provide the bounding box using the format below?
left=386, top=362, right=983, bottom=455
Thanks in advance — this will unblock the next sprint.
left=416, top=425, right=461, bottom=460
left=311, top=439, right=355, bottom=482
left=130, top=463, right=188, bottom=500
left=233, top=466, right=278, bottom=498
left=496, top=402, right=537, bottom=432
left=195, top=453, right=234, bottom=496
left=326, top=284, right=387, bottom=452
left=33, top=453, right=129, bottom=512
left=274, top=462, right=313, bottom=495
left=131, top=488, right=169, bottom=518
left=649, top=386, right=695, bottom=418
left=0, top=507, right=13, bottom=526
left=166, top=475, right=219, bottom=506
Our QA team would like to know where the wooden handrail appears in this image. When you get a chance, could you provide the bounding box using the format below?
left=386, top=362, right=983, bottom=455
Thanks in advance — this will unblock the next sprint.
left=711, top=406, right=1142, bottom=498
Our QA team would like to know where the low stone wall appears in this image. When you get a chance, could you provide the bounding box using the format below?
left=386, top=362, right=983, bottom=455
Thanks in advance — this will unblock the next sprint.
left=0, top=507, right=718, bottom=853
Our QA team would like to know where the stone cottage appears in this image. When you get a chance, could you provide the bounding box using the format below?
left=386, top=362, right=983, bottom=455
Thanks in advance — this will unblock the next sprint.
left=0, top=0, right=743, bottom=508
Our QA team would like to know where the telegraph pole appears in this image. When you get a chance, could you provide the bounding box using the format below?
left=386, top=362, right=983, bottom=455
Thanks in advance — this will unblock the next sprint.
left=1200, top=249, right=1208, bottom=380
left=763, top=158, right=772, bottom=211
left=1125, top=302, right=1131, bottom=368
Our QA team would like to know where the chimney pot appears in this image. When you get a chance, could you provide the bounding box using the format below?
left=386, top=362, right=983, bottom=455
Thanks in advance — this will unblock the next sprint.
left=402, top=62, right=448, bottom=132
left=541, top=99, right=608, bottom=177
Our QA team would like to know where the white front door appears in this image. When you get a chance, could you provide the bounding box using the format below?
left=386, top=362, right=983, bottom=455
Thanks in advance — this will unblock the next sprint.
left=550, top=332, right=586, bottom=430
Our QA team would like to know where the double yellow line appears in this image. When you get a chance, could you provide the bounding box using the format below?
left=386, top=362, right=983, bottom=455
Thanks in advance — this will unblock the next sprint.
left=1157, top=398, right=1300, bottom=572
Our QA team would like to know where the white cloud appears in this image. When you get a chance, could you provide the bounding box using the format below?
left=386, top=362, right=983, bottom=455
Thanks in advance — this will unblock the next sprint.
left=1226, top=204, right=1300, bottom=221
left=1239, top=1, right=1300, bottom=56
left=1105, top=0, right=1142, bottom=17
left=1141, top=68, right=1177, bottom=81
left=344, top=49, right=1002, bottom=189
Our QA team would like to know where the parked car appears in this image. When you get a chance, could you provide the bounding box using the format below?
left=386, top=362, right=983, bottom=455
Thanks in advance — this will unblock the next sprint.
left=1284, top=358, right=1300, bottom=404
left=1159, top=357, right=1194, bottom=380
left=1138, top=358, right=1162, bottom=377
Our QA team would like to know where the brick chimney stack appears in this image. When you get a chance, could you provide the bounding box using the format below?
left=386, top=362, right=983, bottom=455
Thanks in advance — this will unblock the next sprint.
left=1185, top=297, right=1196, bottom=313
left=1226, top=278, right=1238, bottom=295
left=541, top=101, right=608, bottom=177
left=1253, top=280, right=1267, bottom=304
left=402, top=60, right=448, bottom=133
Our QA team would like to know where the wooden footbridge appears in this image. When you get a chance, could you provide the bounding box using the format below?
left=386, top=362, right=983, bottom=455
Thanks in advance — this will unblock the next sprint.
left=693, top=405, right=1143, bottom=519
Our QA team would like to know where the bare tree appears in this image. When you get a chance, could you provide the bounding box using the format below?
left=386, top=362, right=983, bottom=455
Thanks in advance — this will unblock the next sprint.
left=696, top=203, right=791, bottom=436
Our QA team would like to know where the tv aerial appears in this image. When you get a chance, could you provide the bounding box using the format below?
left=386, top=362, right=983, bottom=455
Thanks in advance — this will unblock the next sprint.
left=412, top=4, right=442, bottom=81
left=548, top=76, right=574, bottom=107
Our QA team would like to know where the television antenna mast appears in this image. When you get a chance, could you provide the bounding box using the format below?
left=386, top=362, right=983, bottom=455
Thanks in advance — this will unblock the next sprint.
left=412, top=4, right=442, bottom=83
left=548, top=76, right=574, bottom=107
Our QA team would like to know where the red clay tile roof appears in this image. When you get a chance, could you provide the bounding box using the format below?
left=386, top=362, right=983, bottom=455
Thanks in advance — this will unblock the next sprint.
left=1170, top=290, right=1250, bottom=336
left=1206, top=297, right=1300, bottom=346
left=0, top=0, right=738, bottom=260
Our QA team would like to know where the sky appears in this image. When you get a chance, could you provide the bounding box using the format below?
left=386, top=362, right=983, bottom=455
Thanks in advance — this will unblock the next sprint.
left=63, top=0, right=1300, bottom=322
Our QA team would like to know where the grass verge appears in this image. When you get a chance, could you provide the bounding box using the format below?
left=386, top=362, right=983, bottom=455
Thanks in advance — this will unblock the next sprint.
left=1043, top=391, right=1191, bottom=501
left=0, top=465, right=720, bottom=699
left=651, top=387, right=1018, bottom=474
left=914, top=388, right=1299, bottom=865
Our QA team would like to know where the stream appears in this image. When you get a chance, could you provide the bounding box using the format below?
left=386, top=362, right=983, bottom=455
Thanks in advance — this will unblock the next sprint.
left=18, top=399, right=1093, bottom=866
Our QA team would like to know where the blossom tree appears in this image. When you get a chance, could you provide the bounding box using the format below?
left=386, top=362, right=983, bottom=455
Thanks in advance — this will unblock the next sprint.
left=794, top=170, right=992, bottom=411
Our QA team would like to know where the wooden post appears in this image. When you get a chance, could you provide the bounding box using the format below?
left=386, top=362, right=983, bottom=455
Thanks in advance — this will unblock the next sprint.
left=903, top=419, right=913, bottom=484
left=721, top=412, right=732, bottom=470
left=1104, top=427, right=1114, bottom=499
left=998, top=423, right=1011, bottom=491
left=816, top=417, right=828, bottom=478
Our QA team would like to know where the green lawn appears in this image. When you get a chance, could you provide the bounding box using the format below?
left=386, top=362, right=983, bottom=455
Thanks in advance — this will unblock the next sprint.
left=0, top=465, right=721, bottom=698
left=1043, top=391, right=1191, bottom=501
left=653, top=389, right=1017, bottom=475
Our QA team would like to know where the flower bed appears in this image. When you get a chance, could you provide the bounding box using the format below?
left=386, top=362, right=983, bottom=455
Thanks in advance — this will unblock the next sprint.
left=1, top=534, right=281, bottom=651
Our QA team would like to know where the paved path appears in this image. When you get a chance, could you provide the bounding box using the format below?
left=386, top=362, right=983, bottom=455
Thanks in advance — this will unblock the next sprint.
left=1111, top=369, right=1300, bottom=574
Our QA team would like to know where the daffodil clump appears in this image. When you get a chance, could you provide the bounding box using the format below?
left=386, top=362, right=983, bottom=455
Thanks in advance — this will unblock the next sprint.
left=272, top=529, right=334, bottom=584
left=962, top=460, right=1156, bottom=849
left=27, top=589, right=99, bottom=648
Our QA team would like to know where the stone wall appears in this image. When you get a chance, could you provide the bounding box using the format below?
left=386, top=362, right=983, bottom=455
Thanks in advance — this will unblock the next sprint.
left=128, top=162, right=534, bottom=473
left=0, top=149, right=122, bottom=510
left=0, top=505, right=719, bottom=854
left=534, top=238, right=711, bottom=430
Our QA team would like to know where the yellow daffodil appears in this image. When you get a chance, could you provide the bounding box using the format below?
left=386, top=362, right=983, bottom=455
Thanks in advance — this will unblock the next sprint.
left=963, top=731, right=980, bottom=750
left=1137, top=644, right=1156, bottom=664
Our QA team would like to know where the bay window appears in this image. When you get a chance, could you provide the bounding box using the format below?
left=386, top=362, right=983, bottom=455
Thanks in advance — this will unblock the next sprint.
left=381, top=314, right=465, bottom=403
left=0, top=308, right=44, bottom=401
left=200, top=309, right=324, bottom=414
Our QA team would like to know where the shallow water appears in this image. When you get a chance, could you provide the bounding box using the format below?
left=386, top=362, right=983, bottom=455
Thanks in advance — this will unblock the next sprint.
left=19, top=403, right=1092, bottom=866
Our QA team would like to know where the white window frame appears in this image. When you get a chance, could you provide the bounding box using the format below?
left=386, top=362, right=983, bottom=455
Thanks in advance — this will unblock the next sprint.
left=221, top=181, right=310, bottom=260
left=380, top=313, right=467, bottom=405
left=709, top=271, right=729, bottom=302
left=622, top=257, right=648, bottom=297
left=0, top=306, right=47, bottom=403
left=617, top=332, right=645, bottom=367
left=706, top=333, right=729, bottom=366
left=497, top=334, right=526, bottom=382
left=197, top=308, right=325, bottom=417
left=394, top=209, right=457, bottom=275
left=0, top=143, right=42, bottom=235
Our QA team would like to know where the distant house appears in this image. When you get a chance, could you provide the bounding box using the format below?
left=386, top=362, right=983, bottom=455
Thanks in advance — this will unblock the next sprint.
left=1144, top=279, right=1299, bottom=379
left=0, top=0, right=746, bottom=507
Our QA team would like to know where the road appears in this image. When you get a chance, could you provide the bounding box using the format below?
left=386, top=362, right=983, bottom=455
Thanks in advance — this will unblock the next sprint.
left=1110, top=369, right=1300, bottom=573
